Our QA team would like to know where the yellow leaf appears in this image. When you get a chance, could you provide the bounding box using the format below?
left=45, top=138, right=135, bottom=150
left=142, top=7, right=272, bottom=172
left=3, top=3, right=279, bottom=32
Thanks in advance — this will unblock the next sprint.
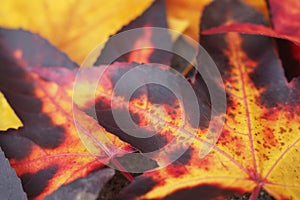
left=166, top=0, right=212, bottom=42
left=0, top=91, right=23, bottom=131
left=0, top=0, right=154, bottom=64
left=168, top=17, right=189, bottom=41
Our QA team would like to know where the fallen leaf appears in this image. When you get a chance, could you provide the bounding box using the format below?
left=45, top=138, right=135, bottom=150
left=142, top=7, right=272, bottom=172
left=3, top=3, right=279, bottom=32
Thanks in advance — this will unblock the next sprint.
left=0, top=28, right=133, bottom=199
left=200, top=0, right=300, bottom=47
left=201, top=0, right=300, bottom=80
left=200, top=2, right=300, bottom=199
left=44, top=168, right=115, bottom=200
left=266, top=0, right=300, bottom=81
left=95, top=0, right=172, bottom=66
left=0, top=147, right=27, bottom=200
left=166, top=0, right=211, bottom=42
left=165, top=0, right=268, bottom=42
left=79, top=62, right=217, bottom=161
left=0, top=28, right=78, bottom=69
left=0, top=91, right=23, bottom=131
left=167, top=17, right=189, bottom=41
left=202, top=23, right=300, bottom=47
left=116, top=1, right=300, bottom=199
left=0, top=0, right=154, bottom=64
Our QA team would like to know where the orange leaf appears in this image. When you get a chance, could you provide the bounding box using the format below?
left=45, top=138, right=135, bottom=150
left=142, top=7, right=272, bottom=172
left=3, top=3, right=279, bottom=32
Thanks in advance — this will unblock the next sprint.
left=75, top=62, right=211, bottom=157
left=116, top=1, right=300, bottom=199
left=0, top=28, right=133, bottom=199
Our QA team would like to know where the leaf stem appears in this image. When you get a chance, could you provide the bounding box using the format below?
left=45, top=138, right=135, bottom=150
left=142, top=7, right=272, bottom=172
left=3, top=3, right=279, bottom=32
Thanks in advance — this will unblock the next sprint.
left=249, top=185, right=261, bottom=200
left=181, top=57, right=196, bottom=77
left=111, top=158, right=134, bottom=182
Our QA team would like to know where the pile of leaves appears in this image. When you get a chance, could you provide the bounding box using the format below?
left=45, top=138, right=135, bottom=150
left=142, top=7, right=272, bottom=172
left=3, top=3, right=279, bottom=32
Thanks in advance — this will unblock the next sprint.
left=0, top=0, right=300, bottom=199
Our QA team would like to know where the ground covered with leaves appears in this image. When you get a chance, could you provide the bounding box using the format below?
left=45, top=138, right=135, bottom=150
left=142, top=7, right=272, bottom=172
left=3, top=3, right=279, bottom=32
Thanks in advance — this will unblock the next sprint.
left=0, top=0, right=300, bottom=200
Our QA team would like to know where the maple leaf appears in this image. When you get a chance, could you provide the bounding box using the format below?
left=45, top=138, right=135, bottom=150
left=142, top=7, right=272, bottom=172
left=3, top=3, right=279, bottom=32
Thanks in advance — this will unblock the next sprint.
left=115, top=1, right=300, bottom=199
left=0, top=0, right=154, bottom=64
left=1, top=1, right=299, bottom=200
left=77, top=62, right=211, bottom=156
left=0, top=28, right=133, bottom=199
left=266, top=0, right=300, bottom=81
left=200, top=0, right=300, bottom=45
left=0, top=25, right=210, bottom=199
left=202, top=23, right=300, bottom=46
left=201, top=0, right=300, bottom=80
left=0, top=91, right=23, bottom=131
